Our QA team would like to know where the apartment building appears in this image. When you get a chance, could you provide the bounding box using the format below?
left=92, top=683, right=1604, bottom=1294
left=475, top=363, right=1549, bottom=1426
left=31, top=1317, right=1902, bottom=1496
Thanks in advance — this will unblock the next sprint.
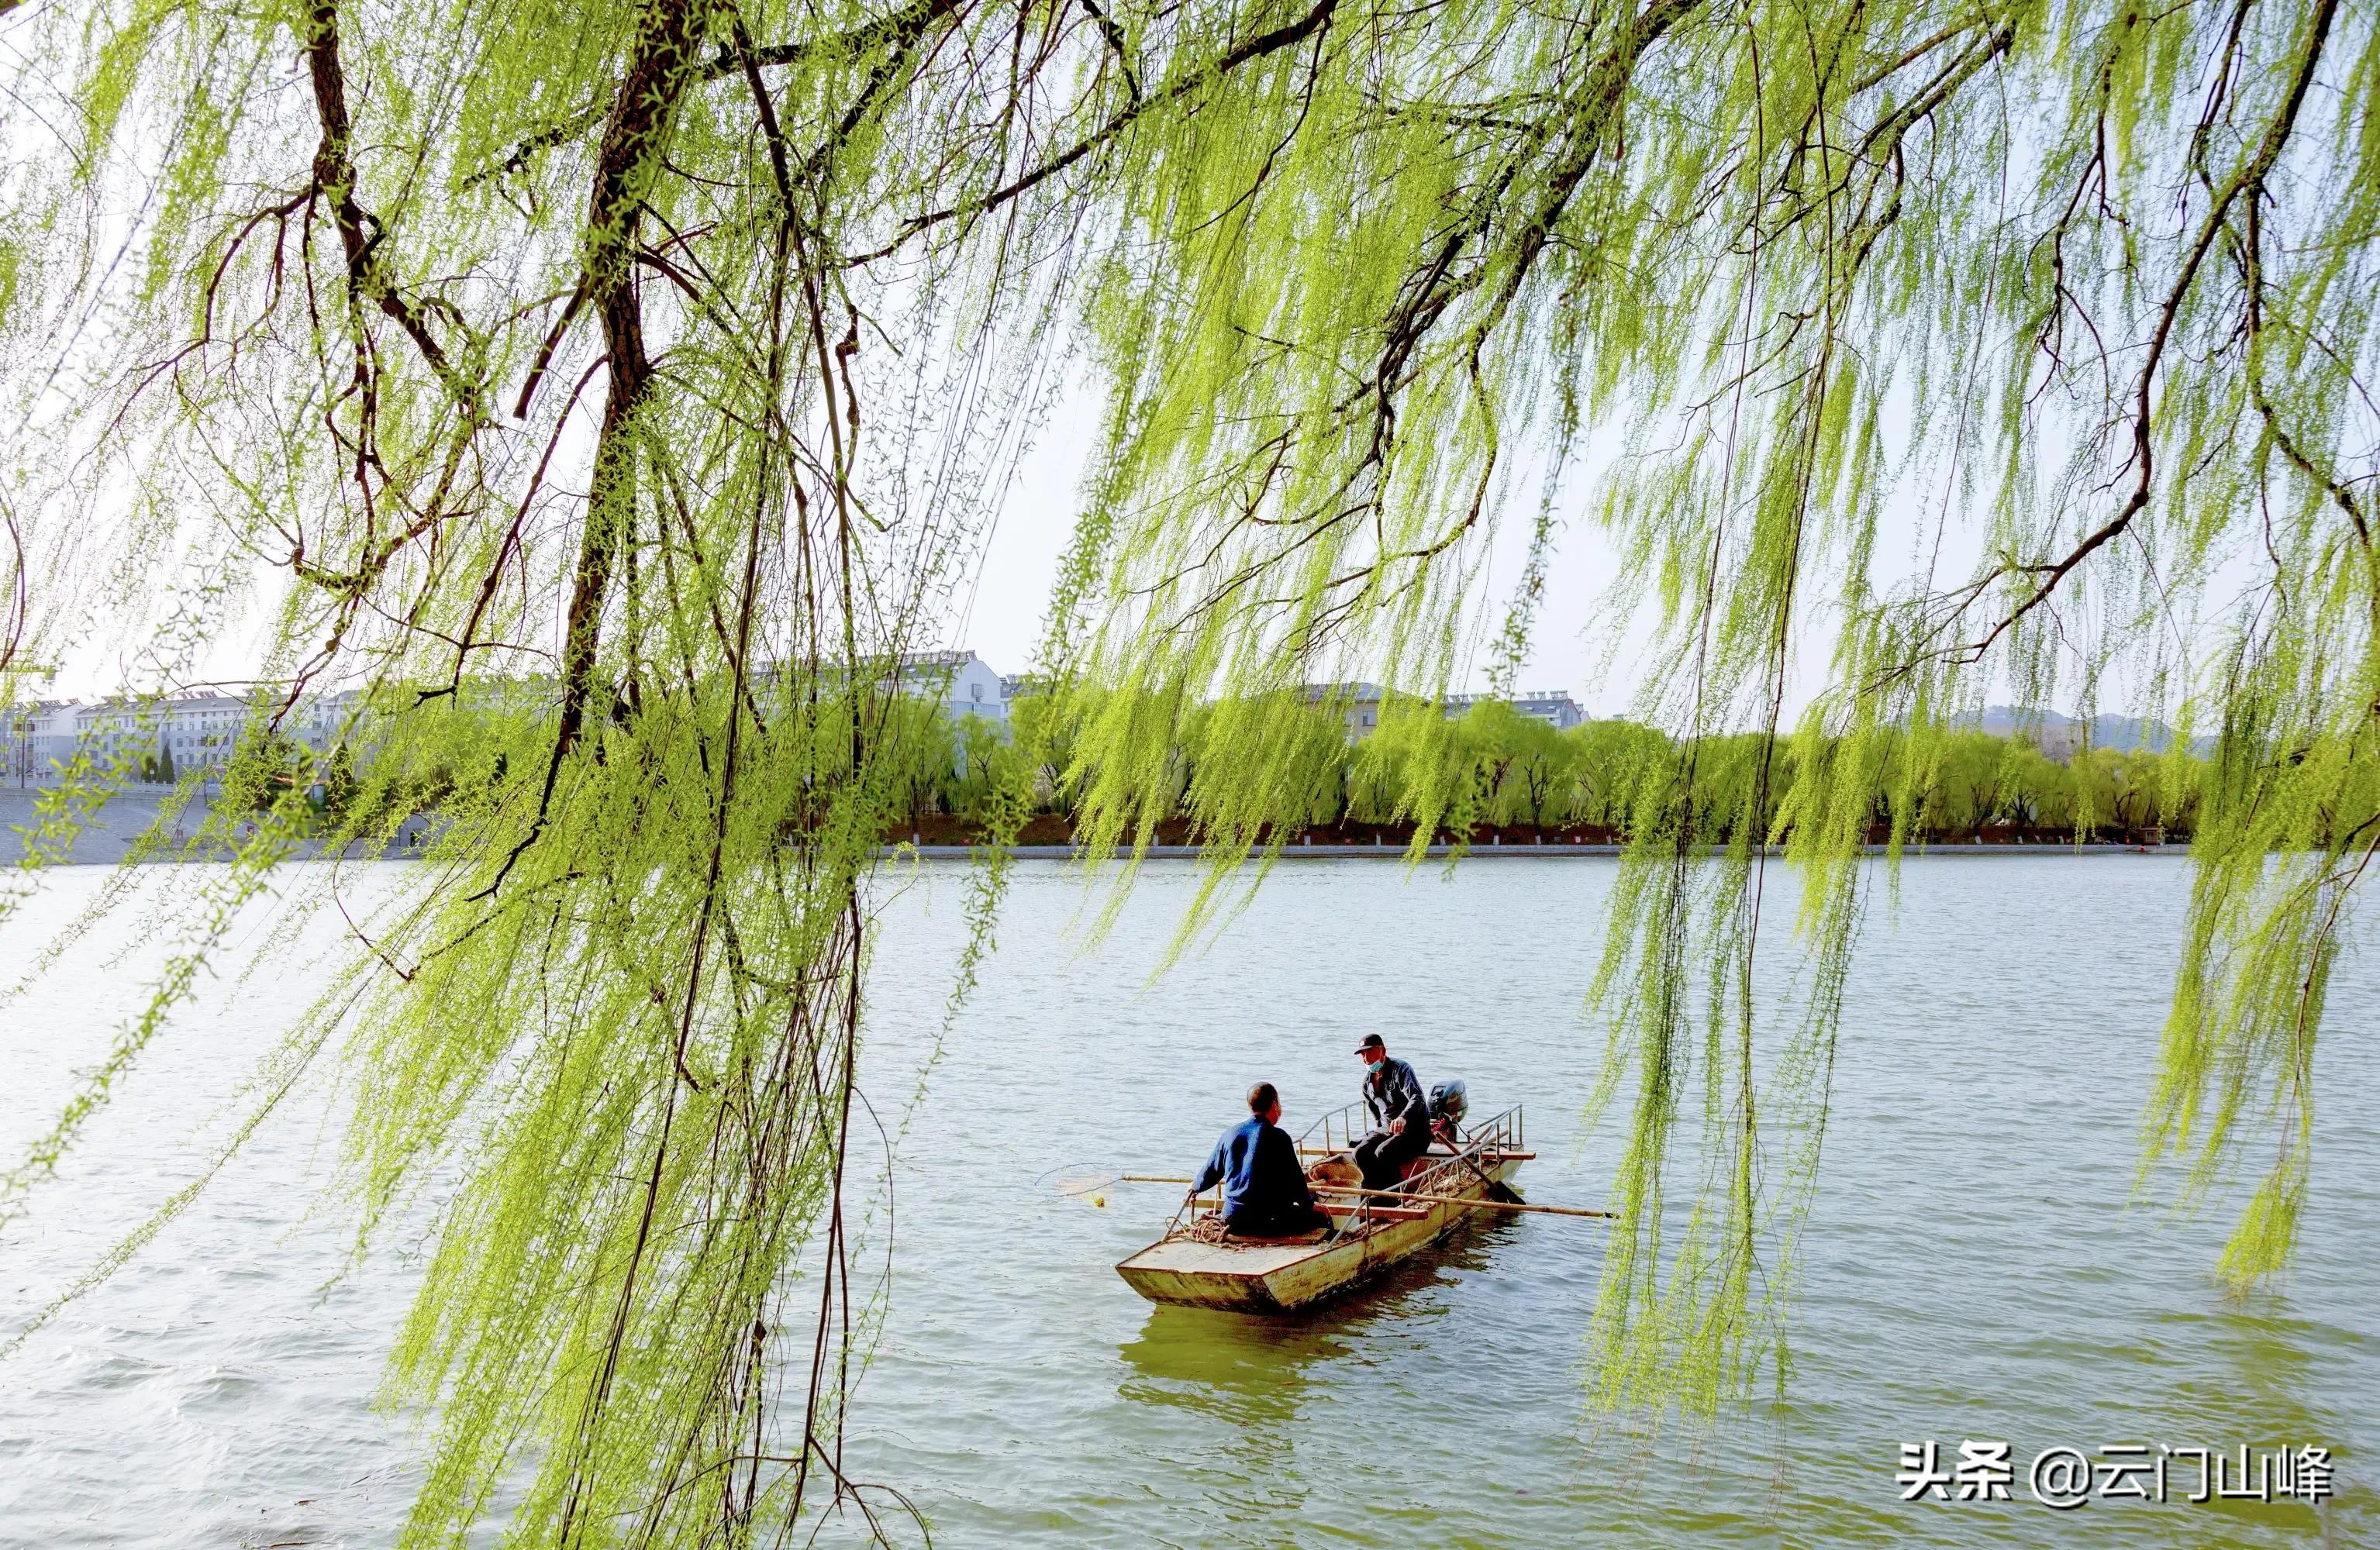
left=10, top=689, right=364, bottom=785
left=5, top=701, right=81, bottom=787
left=893, top=651, right=1016, bottom=727
left=1305, top=683, right=1588, bottom=739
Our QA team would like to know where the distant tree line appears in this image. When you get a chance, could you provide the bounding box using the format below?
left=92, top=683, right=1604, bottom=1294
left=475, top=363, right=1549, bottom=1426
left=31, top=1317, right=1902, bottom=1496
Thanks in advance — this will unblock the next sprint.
left=264, top=685, right=2344, bottom=852
left=885, top=697, right=2275, bottom=848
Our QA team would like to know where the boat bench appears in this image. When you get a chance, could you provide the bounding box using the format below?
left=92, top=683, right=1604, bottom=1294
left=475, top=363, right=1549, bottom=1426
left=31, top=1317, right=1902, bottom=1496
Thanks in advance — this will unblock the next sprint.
left=1335, top=1204, right=1431, bottom=1223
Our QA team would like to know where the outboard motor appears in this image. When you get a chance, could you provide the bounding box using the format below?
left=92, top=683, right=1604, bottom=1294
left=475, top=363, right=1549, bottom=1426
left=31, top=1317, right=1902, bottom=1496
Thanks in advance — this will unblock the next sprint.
left=1427, top=1080, right=1468, bottom=1142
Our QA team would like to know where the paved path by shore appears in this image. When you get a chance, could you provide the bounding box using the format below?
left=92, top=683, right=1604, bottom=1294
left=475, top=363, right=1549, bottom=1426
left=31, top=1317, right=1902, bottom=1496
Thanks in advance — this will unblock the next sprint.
left=0, top=788, right=215, bottom=866
left=0, top=789, right=429, bottom=866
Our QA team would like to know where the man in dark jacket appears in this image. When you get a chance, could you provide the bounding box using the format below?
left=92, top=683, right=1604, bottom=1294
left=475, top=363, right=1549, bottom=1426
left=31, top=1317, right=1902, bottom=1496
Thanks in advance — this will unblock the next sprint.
left=1192, top=1083, right=1331, bottom=1238
left=1352, top=1033, right=1430, bottom=1191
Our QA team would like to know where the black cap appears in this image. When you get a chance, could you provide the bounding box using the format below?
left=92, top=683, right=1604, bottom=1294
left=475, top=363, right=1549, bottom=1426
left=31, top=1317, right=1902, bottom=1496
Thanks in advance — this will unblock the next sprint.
left=1355, top=1033, right=1385, bottom=1053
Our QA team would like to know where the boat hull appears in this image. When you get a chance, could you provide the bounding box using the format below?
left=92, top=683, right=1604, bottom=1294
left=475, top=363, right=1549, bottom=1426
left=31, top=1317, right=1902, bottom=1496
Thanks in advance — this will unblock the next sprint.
left=1114, top=1155, right=1523, bottom=1311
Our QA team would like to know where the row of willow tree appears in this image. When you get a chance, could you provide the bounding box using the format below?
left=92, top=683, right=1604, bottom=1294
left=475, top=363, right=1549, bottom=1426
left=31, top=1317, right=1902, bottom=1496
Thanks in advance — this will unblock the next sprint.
left=899, top=698, right=2231, bottom=846
left=70, top=679, right=2237, bottom=846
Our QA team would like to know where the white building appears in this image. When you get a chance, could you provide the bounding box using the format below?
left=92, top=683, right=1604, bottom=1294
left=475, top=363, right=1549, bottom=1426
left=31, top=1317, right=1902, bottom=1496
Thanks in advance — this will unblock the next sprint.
left=1507, top=691, right=1586, bottom=730
left=5, top=701, right=82, bottom=787
left=284, top=690, right=365, bottom=753
left=25, top=688, right=366, bottom=785
left=146, top=693, right=245, bottom=777
left=154, top=689, right=364, bottom=777
left=1300, top=681, right=1391, bottom=738
left=893, top=651, right=1014, bottom=727
left=1442, top=689, right=1587, bottom=728
left=71, top=698, right=165, bottom=774
left=1306, top=683, right=1588, bottom=739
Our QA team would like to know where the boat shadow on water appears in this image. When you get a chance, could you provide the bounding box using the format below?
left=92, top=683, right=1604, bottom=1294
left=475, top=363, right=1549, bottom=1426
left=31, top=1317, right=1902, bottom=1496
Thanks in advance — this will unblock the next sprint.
left=1113, top=1215, right=1523, bottom=1422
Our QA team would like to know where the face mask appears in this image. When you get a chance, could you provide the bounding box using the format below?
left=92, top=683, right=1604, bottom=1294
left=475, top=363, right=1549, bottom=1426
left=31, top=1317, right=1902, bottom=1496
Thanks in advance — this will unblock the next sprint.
left=1365, top=1059, right=1385, bottom=1075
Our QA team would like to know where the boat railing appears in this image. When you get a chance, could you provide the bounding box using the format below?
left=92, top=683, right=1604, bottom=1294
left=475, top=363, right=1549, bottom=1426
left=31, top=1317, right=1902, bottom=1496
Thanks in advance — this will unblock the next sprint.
left=1389, top=1114, right=1513, bottom=1214
left=1298, top=1101, right=1369, bottom=1154
left=1301, top=1100, right=1523, bottom=1157
left=1461, top=1104, right=1523, bottom=1157
left=1326, top=1106, right=1526, bottom=1231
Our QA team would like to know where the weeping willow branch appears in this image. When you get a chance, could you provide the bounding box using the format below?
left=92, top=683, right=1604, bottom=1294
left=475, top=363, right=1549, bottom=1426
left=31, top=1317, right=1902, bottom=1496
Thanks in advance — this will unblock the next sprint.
left=1047, top=0, right=2379, bottom=1418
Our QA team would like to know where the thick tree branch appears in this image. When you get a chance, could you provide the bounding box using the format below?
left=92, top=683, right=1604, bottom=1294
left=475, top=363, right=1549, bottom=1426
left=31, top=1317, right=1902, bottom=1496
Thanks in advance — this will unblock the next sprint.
left=299, top=0, right=482, bottom=415
left=479, top=0, right=709, bottom=904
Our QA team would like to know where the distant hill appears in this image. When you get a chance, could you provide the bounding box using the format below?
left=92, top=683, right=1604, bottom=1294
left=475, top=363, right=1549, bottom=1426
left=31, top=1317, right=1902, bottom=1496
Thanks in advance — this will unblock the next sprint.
left=1968, top=705, right=2205, bottom=756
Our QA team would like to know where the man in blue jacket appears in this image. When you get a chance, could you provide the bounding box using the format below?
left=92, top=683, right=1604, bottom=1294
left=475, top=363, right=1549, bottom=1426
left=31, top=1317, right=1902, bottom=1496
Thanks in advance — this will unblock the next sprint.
left=1192, top=1083, right=1331, bottom=1239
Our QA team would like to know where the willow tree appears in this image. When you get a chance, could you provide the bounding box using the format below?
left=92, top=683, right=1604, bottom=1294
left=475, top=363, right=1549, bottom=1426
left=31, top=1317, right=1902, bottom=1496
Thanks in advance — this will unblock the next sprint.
left=0, top=0, right=2373, bottom=1538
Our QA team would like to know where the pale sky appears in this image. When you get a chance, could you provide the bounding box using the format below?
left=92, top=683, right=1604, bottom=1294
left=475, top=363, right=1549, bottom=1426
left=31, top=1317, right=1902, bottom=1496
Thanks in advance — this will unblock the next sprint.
left=943, top=376, right=1654, bottom=711
left=29, top=364, right=1651, bottom=708
left=13, top=254, right=2190, bottom=725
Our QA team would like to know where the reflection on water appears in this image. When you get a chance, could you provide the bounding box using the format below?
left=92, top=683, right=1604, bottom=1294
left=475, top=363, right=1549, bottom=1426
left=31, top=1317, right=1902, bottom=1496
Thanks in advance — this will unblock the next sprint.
left=1114, top=1311, right=1350, bottom=1522
left=1116, top=1218, right=1519, bottom=1407
left=1119, top=1307, right=1357, bottom=1407
left=4, top=858, right=2376, bottom=1548
left=1108, top=1221, right=1537, bottom=1542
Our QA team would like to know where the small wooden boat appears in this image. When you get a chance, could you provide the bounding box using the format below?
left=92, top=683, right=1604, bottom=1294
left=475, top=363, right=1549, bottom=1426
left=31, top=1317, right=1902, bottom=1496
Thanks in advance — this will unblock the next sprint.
left=1115, top=1104, right=1530, bottom=1311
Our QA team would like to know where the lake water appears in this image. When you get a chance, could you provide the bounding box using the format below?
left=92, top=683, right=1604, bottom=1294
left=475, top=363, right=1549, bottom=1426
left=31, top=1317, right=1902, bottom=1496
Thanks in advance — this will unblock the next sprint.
left=2, top=856, right=2374, bottom=1546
